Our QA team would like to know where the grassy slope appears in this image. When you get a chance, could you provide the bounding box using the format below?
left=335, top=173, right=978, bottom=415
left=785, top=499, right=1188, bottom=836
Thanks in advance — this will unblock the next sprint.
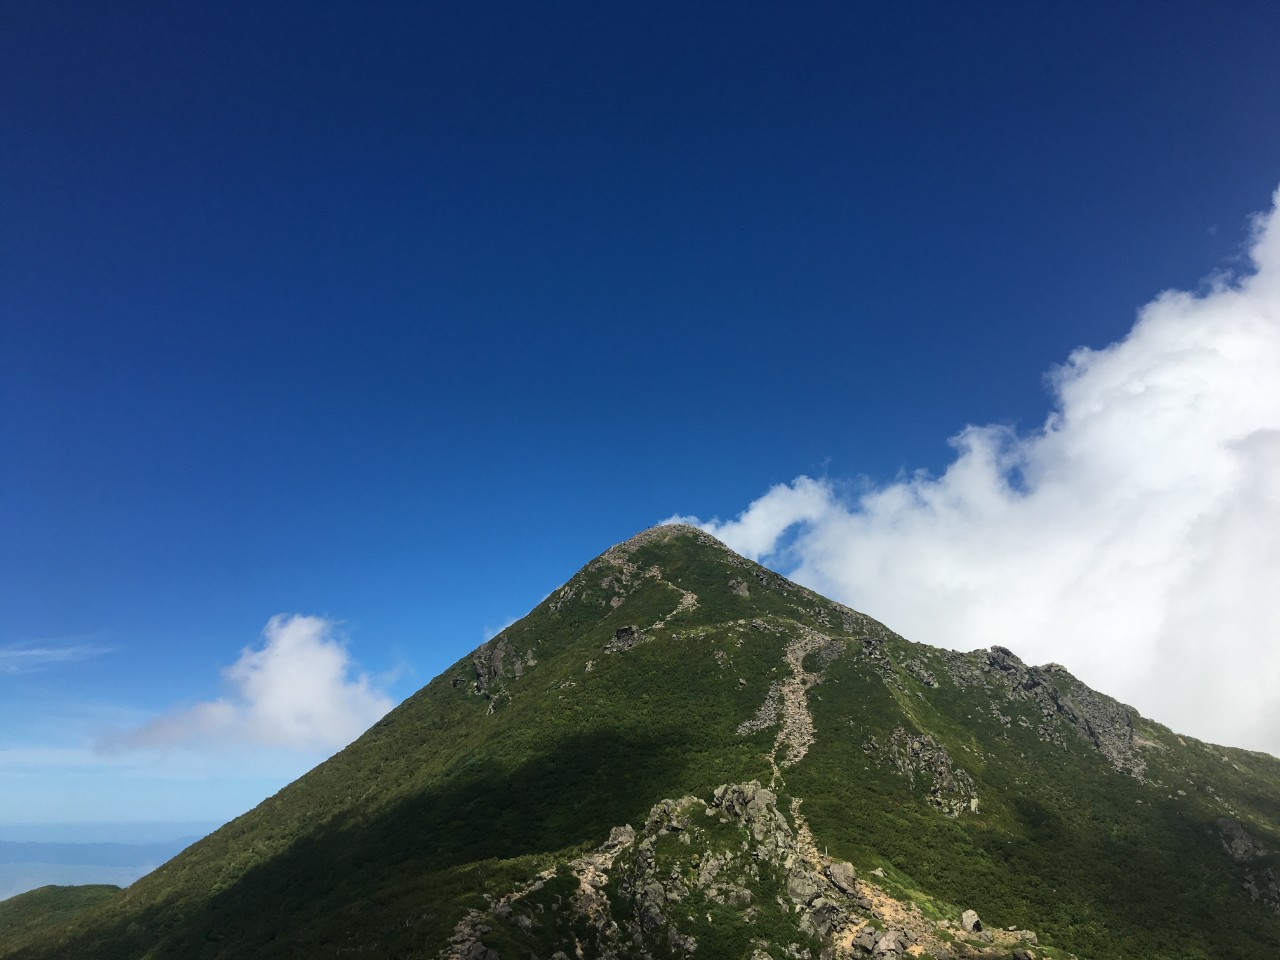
left=7, top=526, right=1280, bottom=959
left=0, top=887, right=119, bottom=955
left=792, top=636, right=1280, bottom=959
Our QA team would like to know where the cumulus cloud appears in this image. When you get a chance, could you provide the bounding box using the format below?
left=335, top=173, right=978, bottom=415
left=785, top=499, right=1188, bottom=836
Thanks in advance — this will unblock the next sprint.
left=103, top=615, right=394, bottom=752
left=684, top=188, right=1280, bottom=756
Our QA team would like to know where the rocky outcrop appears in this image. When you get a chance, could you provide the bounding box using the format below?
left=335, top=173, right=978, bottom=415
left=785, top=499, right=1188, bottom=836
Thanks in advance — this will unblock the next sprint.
left=444, top=782, right=1044, bottom=960
left=989, top=649, right=1148, bottom=778
left=826, top=861, right=859, bottom=895
left=944, top=645, right=1150, bottom=779
left=903, top=658, right=938, bottom=687
left=1216, top=817, right=1270, bottom=861
left=870, top=728, right=979, bottom=817
left=471, top=638, right=517, bottom=693
left=465, top=637, right=538, bottom=712
left=1053, top=675, right=1148, bottom=779
left=1242, top=866, right=1280, bottom=914
left=603, top=625, right=643, bottom=653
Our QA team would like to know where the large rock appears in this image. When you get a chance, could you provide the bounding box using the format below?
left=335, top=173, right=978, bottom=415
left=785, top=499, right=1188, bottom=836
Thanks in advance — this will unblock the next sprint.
left=806, top=897, right=847, bottom=939
left=961, top=909, right=982, bottom=933
left=787, top=869, right=822, bottom=904
left=825, top=860, right=858, bottom=895
left=873, top=928, right=904, bottom=955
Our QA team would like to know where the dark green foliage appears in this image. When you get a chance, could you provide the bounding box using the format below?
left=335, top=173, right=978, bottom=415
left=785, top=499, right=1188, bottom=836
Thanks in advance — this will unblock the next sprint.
left=0, top=886, right=118, bottom=955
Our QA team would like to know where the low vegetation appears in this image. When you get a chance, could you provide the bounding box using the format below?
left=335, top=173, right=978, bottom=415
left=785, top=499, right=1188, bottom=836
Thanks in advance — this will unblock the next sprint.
left=0, top=886, right=118, bottom=955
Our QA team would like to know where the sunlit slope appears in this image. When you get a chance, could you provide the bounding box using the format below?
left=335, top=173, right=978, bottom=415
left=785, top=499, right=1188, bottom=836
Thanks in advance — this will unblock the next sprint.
left=0, top=886, right=119, bottom=956
left=8, top=525, right=1280, bottom=960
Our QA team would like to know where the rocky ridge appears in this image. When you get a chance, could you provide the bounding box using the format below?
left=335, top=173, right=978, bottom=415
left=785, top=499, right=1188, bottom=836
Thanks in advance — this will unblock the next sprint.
left=935, top=646, right=1148, bottom=779
left=445, top=781, right=1053, bottom=960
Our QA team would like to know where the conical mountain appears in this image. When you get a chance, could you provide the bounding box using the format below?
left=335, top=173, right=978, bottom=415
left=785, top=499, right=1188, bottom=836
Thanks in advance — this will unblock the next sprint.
left=8, top=525, right=1280, bottom=960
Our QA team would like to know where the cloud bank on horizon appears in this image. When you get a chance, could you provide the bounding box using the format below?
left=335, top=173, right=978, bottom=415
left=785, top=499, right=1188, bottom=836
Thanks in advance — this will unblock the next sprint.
left=102, top=615, right=393, bottom=753
left=675, top=188, right=1280, bottom=756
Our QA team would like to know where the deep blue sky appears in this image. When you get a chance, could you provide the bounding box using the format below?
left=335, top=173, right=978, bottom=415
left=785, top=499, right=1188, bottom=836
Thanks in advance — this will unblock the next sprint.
left=4, top=1, right=1280, bottom=825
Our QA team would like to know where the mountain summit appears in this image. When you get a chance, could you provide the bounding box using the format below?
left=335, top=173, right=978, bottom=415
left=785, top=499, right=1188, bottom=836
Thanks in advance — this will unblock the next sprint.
left=8, top=524, right=1280, bottom=959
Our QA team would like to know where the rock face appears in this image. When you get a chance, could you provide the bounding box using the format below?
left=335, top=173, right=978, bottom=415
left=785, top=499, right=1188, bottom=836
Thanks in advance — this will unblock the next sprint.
left=603, top=624, right=643, bottom=653
left=959, top=646, right=1149, bottom=779
left=1218, top=817, right=1270, bottom=861
left=468, top=637, right=527, bottom=712
left=874, top=727, right=979, bottom=818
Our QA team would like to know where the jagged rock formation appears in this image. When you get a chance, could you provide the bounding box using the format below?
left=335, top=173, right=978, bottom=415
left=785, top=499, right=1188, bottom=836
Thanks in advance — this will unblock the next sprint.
left=872, top=727, right=979, bottom=817
left=447, top=781, right=1051, bottom=960
left=938, top=645, right=1148, bottom=779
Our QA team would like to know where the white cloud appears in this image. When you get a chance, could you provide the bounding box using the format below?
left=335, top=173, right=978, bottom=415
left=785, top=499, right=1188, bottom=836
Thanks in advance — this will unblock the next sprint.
left=102, top=615, right=394, bottom=753
left=687, top=187, right=1280, bottom=756
left=0, top=644, right=109, bottom=674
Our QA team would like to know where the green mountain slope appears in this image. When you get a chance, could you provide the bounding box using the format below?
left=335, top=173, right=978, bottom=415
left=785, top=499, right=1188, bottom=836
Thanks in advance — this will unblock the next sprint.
left=0, top=886, right=119, bottom=955
left=7, top=525, right=1280, bottom=959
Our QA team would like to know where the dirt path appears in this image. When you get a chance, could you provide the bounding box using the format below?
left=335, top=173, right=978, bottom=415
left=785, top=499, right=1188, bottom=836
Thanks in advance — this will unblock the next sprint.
left=769, top=626, right=831, bottom=784
left=645, top=565, right=699, bottom=630
left=789, top=797, right=823, bottom=871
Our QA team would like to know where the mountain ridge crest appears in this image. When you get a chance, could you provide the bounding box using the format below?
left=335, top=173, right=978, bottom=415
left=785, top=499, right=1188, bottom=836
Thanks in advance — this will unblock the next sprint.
left=6, top=524, right=1280, bottom=960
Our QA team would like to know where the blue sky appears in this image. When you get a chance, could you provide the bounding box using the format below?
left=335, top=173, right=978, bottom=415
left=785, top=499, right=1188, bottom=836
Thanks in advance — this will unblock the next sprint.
left=4, top=1, right=1280, bottom=831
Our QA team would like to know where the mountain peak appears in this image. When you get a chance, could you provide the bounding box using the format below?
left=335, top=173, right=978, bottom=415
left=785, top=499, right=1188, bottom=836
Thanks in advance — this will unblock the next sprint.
left=12, top=527, right=1280, bottom=960
left=603, top=521, right=732, bottom=559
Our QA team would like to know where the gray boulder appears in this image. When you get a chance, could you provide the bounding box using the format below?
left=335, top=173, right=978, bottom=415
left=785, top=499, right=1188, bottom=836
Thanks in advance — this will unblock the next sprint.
left=787, top=869, right=822, bottom=904
left=873, top=929, right=903, bottom=955
left=825, top=860, right=858, bottom=895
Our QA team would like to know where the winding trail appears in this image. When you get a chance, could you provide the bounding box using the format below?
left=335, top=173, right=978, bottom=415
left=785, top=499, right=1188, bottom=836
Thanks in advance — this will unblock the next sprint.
left=645, top=565, right=699, bottom=631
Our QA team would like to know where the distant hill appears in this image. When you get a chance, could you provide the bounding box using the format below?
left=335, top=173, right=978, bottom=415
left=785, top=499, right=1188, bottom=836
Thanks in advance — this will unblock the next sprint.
left=6, top=524, right=1280, bottom=959
left=0, top=836, right=199, bottom=902
left=0, top=886, right=118, bottom=955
